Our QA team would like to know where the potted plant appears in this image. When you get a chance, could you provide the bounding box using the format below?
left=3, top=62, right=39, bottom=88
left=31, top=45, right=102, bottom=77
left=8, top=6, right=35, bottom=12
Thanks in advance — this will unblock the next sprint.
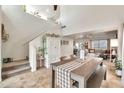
left=115, top=60, right=122, bottom=76
left=37, top=47, right=44, bottom=58
left=36, top=47, right=45, bottom=68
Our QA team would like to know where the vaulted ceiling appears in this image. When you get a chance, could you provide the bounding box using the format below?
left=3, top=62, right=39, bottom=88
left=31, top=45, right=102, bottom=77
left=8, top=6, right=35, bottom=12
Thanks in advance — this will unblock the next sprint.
left=60, top=5, right=124, bottom=35
left=27, top=5, right=124, bottom=36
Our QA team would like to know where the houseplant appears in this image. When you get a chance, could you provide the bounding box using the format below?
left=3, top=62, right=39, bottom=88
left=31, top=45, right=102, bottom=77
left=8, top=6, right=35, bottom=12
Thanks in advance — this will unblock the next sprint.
left=37, top=47, right=44, bottom=57
left=115, top=60, right=122, bottom=76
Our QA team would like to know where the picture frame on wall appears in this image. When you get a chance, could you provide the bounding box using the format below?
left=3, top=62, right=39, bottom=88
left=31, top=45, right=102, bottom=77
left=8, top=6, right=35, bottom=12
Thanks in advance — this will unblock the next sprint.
left=61, top=40, right=69, bottom=45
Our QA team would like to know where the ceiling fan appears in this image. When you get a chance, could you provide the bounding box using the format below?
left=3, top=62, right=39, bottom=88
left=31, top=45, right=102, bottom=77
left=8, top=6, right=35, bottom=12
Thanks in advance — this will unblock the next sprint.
left=54, top=5, right=58, bottom=11
left=53, top=5, right=67, bottom=29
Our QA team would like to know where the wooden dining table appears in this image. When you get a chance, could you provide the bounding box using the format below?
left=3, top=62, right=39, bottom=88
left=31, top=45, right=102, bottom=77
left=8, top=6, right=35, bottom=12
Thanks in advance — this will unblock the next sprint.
left=51, top=58, right=104, bottom=88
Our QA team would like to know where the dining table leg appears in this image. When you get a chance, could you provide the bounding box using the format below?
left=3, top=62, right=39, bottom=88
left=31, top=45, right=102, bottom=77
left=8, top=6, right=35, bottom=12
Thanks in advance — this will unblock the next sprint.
left=51, top=67, right=55, bottom=88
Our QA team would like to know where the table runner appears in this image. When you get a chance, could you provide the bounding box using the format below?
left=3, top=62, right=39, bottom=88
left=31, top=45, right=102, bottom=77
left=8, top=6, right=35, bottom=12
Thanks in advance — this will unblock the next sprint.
left=56, top=59, right=87, bottom=88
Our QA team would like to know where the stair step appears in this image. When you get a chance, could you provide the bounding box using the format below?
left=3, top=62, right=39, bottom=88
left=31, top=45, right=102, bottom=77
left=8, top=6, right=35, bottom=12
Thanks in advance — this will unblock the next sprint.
left=2, top=61, right=29, bottom=68
left=2, top=66, right=30, bottom=79
left=2, top=62, right=29, bottom=72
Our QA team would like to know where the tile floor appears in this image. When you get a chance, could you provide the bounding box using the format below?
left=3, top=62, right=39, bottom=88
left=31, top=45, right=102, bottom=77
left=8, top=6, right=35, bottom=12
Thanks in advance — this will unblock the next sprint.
left=0, top=61, right=124, bottom=88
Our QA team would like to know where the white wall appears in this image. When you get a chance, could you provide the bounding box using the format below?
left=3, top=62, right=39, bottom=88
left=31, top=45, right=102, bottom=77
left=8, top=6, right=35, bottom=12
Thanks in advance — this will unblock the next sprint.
left=1, top=5, right=60, bottom=61
left=120, top=24, right=124, bottom=84
left=29, top=36, right=43, bottom=50
left=118, top=24, right=123, bottom=60
left=61, top=37, right=73, bottom=57
left=29, top=26, right=61, bottom=70
left=29, top=43, right=37, bottom=72
left=29, top=36, right=42, bottom=71
left=0, top=6, right=2, bottom=81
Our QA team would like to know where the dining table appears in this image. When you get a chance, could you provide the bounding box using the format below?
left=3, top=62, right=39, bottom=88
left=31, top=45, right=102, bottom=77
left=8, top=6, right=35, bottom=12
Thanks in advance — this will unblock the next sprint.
left=51, top=58, right=105, bottom=88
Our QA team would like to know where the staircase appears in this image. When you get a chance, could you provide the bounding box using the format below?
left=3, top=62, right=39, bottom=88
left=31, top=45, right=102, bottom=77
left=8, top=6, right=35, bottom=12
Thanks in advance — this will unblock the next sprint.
left=2, top=61, right=30, bottom=79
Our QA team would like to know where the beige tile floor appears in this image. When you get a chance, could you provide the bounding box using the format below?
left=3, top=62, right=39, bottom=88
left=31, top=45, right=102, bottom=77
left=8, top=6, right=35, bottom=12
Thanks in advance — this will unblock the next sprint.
left=0, top=61, right=124, bottom=88
left=101, top=61, right=124, bottom=88
left=0, top=68, right=51, bottom=88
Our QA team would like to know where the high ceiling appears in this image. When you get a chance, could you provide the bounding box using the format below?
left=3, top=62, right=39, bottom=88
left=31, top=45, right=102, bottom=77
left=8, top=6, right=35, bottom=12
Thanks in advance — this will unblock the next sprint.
left=27, top=5, right=124, bottom=36
left=26, top=5, right=60, bottom=21
left=60, top=5, right=124, bottom=35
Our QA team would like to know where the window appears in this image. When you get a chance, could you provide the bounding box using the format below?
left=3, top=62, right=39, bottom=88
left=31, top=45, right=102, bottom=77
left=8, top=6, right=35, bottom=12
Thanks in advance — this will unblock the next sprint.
left=92, top=40, right=107, bottom=49
left=92, top=40, right=99, bottom=49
